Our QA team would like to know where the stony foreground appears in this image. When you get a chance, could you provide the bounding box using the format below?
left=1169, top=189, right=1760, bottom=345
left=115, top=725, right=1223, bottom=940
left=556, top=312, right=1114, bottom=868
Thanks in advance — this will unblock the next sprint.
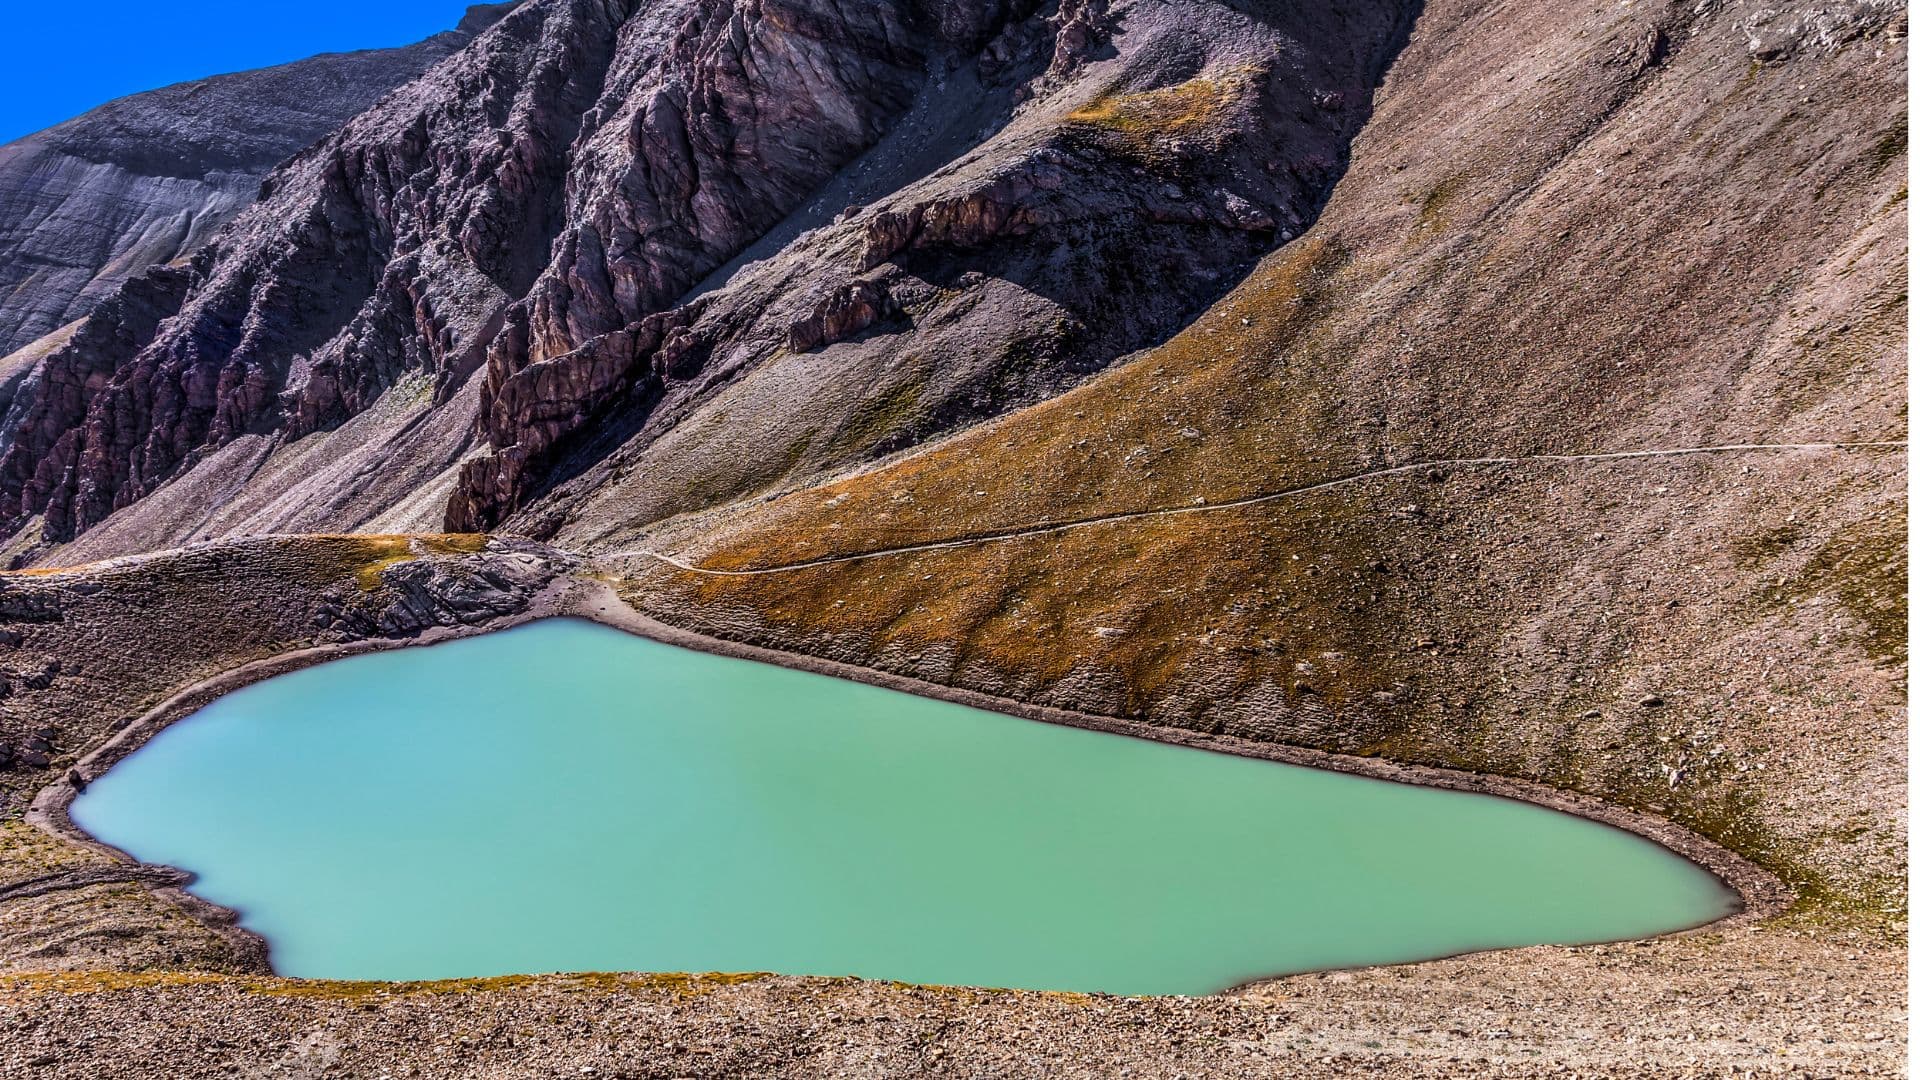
left=0, top=931, right=1902, bottom=1079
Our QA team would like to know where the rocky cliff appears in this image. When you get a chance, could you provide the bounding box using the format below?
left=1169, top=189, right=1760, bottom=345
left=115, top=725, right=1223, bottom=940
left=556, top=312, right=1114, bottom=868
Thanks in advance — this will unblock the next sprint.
left=0, top=0, right=1415, bottom=561
left=0, top=4, right=520, bottom=360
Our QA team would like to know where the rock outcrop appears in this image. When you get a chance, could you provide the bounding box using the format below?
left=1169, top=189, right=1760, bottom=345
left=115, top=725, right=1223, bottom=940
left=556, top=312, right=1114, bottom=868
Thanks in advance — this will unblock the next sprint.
left=0, top=4, right=520, bottom=358
left=333, top=542, right=571, bottom=636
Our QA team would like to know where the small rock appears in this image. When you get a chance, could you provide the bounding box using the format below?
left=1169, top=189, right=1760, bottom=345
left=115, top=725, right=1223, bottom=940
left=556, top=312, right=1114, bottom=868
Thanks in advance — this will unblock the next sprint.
left=1639, top=694, right=1666, bottom=708
left=18, top=750, right=50, bottom=768
left=0, top=743, right=13, bottom=766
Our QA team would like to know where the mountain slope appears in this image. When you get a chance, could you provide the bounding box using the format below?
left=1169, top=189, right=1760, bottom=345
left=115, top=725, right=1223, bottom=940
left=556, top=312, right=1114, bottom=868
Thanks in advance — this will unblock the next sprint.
left=618, top=0, right=1908, bottom=921
left=3, top=0, right=1417, bottom=564
left=0, top=4, right=520, bottom=358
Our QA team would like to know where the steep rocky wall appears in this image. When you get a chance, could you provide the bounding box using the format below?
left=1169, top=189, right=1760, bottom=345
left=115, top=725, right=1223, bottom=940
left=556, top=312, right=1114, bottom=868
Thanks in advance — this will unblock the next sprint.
left=0, top=0, right=630, bottom=544
left=453, top=0, right=1418, bottom=530
left=5, top=0, right=1418, bottom=566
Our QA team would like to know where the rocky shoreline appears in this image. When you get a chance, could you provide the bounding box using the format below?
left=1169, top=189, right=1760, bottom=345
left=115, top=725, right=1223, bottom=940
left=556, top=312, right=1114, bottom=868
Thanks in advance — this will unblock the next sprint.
left=22, top=556, right=1788, bottom=990
left=22, top=572, right=586, bottom=976
left=577, top=577, right=1793, bottom=938
left=0, top=537, right=1900, bottom=1077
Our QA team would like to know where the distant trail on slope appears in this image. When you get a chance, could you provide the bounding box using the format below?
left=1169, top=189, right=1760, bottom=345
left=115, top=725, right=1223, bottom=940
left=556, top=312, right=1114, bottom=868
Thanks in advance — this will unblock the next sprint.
left=607, top=440, right=1909, bottom=578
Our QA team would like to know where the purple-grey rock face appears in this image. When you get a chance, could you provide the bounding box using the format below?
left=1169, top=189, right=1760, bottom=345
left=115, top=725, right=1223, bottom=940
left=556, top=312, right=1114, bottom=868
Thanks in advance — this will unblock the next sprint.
left=0, top=4, right=521, bottom=360
left=0, top=0, right=1417, bottom=556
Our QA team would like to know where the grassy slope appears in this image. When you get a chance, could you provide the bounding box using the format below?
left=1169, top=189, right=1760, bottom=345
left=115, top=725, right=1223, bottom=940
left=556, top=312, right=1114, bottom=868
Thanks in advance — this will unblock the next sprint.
left=625, top=0, right=1908, bottom=925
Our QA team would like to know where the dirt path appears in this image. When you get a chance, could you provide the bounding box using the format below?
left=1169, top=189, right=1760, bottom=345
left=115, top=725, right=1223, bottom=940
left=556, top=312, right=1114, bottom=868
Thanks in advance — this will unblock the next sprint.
left=608, top=439, right=1908, bottom=576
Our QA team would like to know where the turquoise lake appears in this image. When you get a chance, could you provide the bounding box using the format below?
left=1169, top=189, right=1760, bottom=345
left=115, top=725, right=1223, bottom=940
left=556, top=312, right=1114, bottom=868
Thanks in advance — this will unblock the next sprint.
left=70, top=617, right=1738, bottom=995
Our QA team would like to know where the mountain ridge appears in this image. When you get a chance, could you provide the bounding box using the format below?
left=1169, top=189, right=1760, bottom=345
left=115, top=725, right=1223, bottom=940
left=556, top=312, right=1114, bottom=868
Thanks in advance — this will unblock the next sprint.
left=0, top=0, right=1416, bottom=563
left=0, top=3, right=522, bottom=358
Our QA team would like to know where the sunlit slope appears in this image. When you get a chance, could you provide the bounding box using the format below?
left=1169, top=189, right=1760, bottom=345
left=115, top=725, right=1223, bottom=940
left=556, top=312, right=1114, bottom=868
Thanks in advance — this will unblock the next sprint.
left=625, top=0, right=1907, bottom=920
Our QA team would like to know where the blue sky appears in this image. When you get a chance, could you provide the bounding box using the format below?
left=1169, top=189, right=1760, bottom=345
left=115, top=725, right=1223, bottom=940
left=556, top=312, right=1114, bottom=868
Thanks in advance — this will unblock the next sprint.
left=1, top=1, right=478, bottom=145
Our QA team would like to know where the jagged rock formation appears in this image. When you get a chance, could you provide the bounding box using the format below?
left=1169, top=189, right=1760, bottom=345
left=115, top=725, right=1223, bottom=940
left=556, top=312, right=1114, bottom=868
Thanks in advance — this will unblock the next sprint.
left=331, top=540, right=574, bottom=637
left=0, top=4, right=519, bottom=358
left=0, top=0, right=1415, bottom=560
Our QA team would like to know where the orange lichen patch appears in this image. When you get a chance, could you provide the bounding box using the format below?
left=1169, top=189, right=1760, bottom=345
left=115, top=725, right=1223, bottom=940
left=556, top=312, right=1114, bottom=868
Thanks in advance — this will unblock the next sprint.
left=414, top=533, right=492, bottom=556
left=0, top=820, right=114, bottom=883
left=692, top=236, right=1357, bottom=574
left=250, top=970, right=769, bottom=1001
left=1065, top=68, right=1258, bottom=153
left=1, top=534, right=491, bottom=584
left=319, top=533, right=489, bottom=590
left=0, top=971, right=236, bottom=995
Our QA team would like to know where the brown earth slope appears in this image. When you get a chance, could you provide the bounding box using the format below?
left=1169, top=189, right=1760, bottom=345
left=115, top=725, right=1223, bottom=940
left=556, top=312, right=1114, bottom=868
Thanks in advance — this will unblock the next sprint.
left=0, top=543, right=1902, bottom=1078
left=621, top=0, right=1909, bottom=927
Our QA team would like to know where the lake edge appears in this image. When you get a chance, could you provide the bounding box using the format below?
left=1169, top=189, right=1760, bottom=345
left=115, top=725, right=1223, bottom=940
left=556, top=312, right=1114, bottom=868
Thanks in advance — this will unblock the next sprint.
left=29, top=575, right=1784, bottom=992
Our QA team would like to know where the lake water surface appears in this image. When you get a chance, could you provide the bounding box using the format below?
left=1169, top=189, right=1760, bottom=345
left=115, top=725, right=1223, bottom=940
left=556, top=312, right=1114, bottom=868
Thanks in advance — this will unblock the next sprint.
left=72, top=618, right=1737, bottom=994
